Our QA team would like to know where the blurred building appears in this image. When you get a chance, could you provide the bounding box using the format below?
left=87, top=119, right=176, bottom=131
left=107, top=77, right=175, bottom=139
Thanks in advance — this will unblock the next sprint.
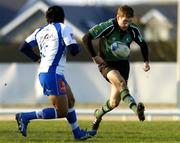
left=0, top=0, right=177, bottom=43
left=132, top=4, right=177, bottom=42
left=141, top=9, right=173, bottom=41
left=0, top=0, right=115, bottom=43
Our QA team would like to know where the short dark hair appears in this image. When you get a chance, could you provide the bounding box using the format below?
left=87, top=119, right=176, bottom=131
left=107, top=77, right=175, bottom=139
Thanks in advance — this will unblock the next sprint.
left=46, top=6, right=65, bottom=23
left=117, top=5, right=134, bottom=18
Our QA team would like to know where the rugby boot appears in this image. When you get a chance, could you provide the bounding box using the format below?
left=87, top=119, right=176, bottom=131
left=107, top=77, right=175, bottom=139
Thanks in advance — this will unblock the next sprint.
left=15, top=113, right=29, bottom=137
left=74, top=129, right=96, bottom=140
left=137, top=102, right=145, bottom=121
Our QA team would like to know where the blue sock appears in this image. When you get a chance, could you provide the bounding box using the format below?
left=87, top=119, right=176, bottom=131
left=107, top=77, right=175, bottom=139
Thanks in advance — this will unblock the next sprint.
left=36, top=108, right=58, bottom=119
left=66, top=108, right=80, bottom=137
left=22, top=111, right=37, bottom=121
left=23, top=108, right=58, bottom=121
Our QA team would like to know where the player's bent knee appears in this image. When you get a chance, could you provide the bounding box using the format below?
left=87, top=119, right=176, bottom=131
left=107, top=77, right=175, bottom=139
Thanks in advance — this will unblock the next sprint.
left=120, top=80, right=127, bottom=89
left=110, top=100, right=119, bottom=108
left=56, top=108, right=68, bottom=118
left=68, top=98, right=75, bottom=108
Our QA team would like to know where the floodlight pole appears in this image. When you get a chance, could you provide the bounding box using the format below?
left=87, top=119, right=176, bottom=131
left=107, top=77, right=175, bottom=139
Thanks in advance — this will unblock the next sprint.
left=177, top=0, right=180, bottom=108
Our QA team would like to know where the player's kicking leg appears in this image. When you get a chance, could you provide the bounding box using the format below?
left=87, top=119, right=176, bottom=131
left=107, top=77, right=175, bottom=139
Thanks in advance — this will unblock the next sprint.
left=92, top=100, right=114, bottom=131
left=92, top=83, right=120, bottom=131
left=92, top=109, right=102, bottom=131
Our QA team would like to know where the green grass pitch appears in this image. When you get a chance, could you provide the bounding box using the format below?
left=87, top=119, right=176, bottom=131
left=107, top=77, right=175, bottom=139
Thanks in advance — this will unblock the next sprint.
left=1, top=120, right=180, bottom=143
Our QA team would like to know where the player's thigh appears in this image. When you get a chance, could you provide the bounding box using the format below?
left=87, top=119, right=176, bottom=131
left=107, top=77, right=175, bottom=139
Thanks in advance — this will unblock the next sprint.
left=48, top=95, right=68, bottom=117
left=66, top=84, right=75, bottom=108
left=109, top=84, right=121, bottom=108
left=39, top=73, right=68, bottom=117
left=39, top=73, right=67, bottom=96
left=107, top=70, right=127, bottom=90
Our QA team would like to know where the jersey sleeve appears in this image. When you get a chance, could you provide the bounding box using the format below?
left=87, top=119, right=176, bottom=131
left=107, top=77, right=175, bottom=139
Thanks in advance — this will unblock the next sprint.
left=129, top=24, right=144, bottom=44
left=130, top=24, right=149, bottom=62
left=25, top=28, right=39, bottom=48
left=89, top=19, right=114, bottom=39
left=61, top=25, right=77, bottom=46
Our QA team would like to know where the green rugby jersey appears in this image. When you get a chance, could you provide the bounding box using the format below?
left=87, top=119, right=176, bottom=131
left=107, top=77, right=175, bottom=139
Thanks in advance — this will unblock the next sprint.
left=88, top=18, right=148, bottom=62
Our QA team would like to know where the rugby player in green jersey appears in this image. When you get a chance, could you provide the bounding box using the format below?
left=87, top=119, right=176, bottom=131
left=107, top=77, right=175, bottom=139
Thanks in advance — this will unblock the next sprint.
left=82, top=5, right=150, bottom=132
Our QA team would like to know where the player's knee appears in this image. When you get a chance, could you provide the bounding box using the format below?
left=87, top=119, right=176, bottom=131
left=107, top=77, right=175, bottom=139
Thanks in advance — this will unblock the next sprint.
left=110, top=100, right=119, bottom=108
left=109, top=70, right=127, bottom=90
left=120, top=80, right=127, bottom=90
left=56, top=106, right=68, bottom=118
left=56, top=108, right=68, bottom=118
left=68, top=97, right=75, bottom=108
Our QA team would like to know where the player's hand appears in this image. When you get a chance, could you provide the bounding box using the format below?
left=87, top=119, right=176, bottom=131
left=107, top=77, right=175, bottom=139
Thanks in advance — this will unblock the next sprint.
left=92, top=56, right=104, bottom=65
left=143, top=62, right=150, bottom=72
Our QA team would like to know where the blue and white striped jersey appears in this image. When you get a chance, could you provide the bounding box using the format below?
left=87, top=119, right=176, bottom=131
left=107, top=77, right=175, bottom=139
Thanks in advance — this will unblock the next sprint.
left=25, top=23, right=77, bottom=75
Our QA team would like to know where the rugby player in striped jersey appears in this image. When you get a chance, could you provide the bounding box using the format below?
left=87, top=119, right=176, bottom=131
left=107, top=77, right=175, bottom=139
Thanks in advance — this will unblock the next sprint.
left=15, top=5, right=96, bottom=140
left=83, top=5, right=150, bottom=133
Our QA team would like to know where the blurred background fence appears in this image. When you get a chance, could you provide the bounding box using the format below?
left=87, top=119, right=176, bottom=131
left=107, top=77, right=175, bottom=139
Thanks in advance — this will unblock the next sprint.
left=0, top=62, right=177, bottom=105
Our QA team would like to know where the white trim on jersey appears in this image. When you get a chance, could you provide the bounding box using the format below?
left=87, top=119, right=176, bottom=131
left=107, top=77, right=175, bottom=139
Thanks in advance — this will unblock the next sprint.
left=93, top=24, right=114, bottom=39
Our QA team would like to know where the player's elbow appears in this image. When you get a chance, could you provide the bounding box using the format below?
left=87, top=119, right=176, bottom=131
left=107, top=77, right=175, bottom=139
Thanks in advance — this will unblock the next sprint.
left=67, top=44, right=81, bottom=56
left=19, top=42, right=26, bottom=52
left=82, top=34, right=87, bottom=43
left=19, top=42, right=31, bottom=53
left=82, top=33, right=91, bottom=46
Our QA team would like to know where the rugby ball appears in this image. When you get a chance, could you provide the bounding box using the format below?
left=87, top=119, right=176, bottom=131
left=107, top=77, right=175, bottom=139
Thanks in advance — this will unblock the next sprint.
left=111, top=42, right=130, bottom=58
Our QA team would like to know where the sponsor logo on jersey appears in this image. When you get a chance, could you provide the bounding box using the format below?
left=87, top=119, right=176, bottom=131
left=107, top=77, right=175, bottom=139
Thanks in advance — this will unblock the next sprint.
left=44, top=34, right=49, bottom=39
